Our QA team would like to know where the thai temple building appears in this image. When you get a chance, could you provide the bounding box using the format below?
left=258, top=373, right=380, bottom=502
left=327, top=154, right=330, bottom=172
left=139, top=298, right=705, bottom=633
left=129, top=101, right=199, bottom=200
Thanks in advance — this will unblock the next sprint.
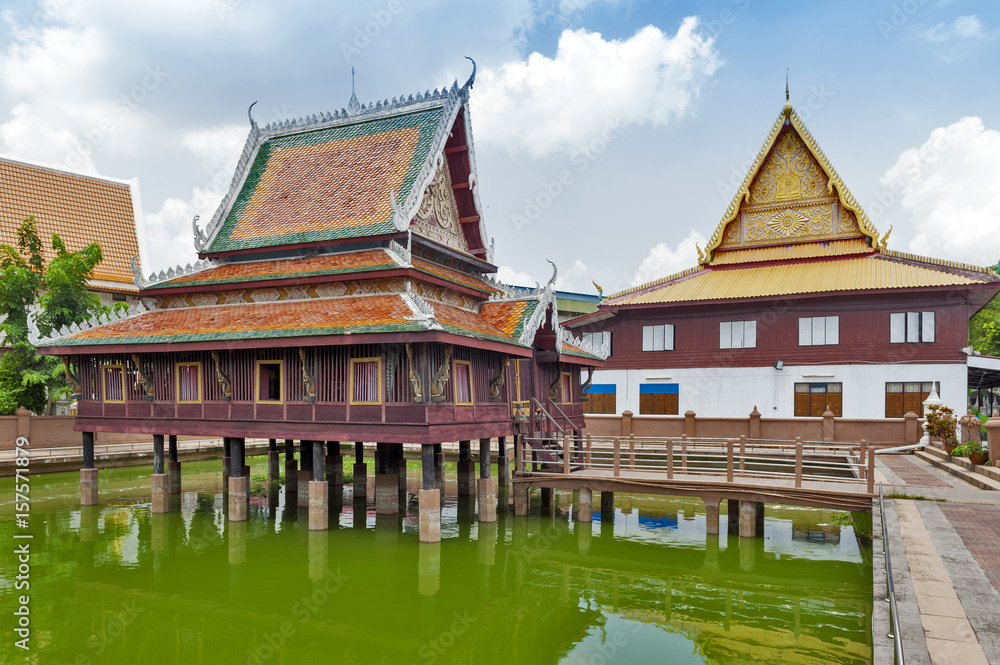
left=32, top=63, right=606, bottom=541
left=567, top=94, right=1000, bottom=422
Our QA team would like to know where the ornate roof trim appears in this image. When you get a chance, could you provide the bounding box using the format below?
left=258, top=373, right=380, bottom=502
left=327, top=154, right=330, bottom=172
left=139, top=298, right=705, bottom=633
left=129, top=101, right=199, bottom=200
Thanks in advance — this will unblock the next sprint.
left=135, top=257, right=221, bottom=289
left=702, top=106, right=880, bottom=265
left=559, top=328, right=609, bottom=360
left=197, top=68, right=476, bottom=256
left=878, top=249, right=999, bottom=277
left=30, top=301, right=153, bottom=347
left=603, top=266, right=703, bottom=303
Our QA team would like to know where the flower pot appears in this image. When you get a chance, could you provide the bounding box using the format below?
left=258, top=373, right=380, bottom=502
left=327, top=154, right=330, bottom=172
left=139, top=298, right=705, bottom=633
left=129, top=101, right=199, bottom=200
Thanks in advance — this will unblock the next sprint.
left=969, top=451, right=988, bottom=465
left=943, top=442, right=958, bottom=455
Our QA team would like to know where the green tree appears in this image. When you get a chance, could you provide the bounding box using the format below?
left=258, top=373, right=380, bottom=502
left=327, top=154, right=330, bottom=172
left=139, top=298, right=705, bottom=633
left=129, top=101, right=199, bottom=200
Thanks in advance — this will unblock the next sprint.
left=970, top=293, right=1000, bottom=356
left=0, top=215, right=106, bottom=415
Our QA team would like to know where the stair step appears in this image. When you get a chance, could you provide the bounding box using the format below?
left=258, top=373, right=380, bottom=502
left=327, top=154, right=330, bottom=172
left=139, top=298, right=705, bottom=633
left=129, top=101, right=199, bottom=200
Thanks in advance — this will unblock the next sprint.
left=914, top=451, right=1000, bottom=491
left=920, top=445, right=951, bottom=462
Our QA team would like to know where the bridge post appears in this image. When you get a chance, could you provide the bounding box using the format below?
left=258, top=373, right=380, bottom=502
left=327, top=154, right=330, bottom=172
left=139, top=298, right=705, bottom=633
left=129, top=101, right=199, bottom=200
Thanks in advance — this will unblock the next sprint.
left=168, top=435, right=181, bottom=495
left=563, top=433, right=571, bottom=475
left=681, top=436, right=688, bottom=472
left=727, top=499, right=740, bottom=535
left=794, top=437, right=803, bottom=488
left=540, top=487, right=553, bottom=509
left=514, top=483, right=529, bottom=516
left=284, top=439, right=298, bottom=493
left=704, top=498, right=720, bottom=535
left=613, top=438, right=621, bottom=477
left=600, top=492, right=614, bottom=521
left=755, top=502, right=765, bottom=536
left=458, top=440, right=474, bottom=496
left=859, top=439, right=867, bottom=468
left=629, top=434, right=636, bottom=470
left=80, top=431, right=98, bottom=506
left=739, top=500, right=758, bottom=538
left=576, top=488, right=592, bottom=523
left=666, top=439, right=674, bottom=480
left=726, top=440, right=734, bottom=482
left=867, top=443, right=876, bottom=493
left=738, top=435, right=746, bottom=475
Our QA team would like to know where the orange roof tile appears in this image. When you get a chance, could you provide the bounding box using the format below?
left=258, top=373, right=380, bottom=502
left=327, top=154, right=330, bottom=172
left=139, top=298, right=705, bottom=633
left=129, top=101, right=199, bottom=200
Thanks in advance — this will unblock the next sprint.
left=479, top=300, right=538, bottom=340
left=145, top=249, right=399, bottom=290
left=411, top=257, right=497, bottom=294
left=0, top=157, right=141, bottom=289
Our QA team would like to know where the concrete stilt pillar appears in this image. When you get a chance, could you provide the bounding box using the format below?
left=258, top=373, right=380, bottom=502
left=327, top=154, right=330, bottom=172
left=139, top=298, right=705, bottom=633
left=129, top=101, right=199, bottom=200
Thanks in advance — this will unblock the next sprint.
left=326, top=452, right=343, bottom=486
left=755, top=502, right=765, bottom=537
left=396, top=444, right=407, bottom=495
left=308, top=480, right=329, bottom=531
left=353, top=442, right=367, bottom=499
left=576, top=488, right=593, bottom=523
left=222, top=436, right=231, bottom=480
left=479, top=437, right=491, bottom=480
left=727, top=499, right=740, bottom=535
left=477, top=477, right=497, bottom=523
left=81, top=431, right=98, bottom=506
left=268, top=439, right=279, bottom=482
left=514, top=484, right=529, bottom=516
left=434, top=443, right=445, bottom=490
left=458, top=440, right=473, bottom=496
left=419, top=489, right=441, bottom=543
left=298, top=469, right=312, bottom=507
left=151, top=473, right=169, bottom=513
left=376, top=473, right=399, bottom=514
left=284, top=439, right=298, bottom=493
left=168, top=435, right=180, bottom=494
left=497, top=436, right=509, bottom=487
left=229, top=476, right=248, bottom=521
left=600, top=492, right=615, bottom=521
left=739, top=500, right=758, bottom=538
left=705, top=498, right=721, bottom=536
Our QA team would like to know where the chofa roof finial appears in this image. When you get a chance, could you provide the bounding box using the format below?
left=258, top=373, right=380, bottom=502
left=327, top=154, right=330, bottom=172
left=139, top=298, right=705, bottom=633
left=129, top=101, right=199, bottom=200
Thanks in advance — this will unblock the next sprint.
left=348, top=66, right=360, bottom=115
left=464, top=56, right=476, bottom=89
left=248, top=100, right=258, bottom=129
left=783, top=69, right=792, bottom=117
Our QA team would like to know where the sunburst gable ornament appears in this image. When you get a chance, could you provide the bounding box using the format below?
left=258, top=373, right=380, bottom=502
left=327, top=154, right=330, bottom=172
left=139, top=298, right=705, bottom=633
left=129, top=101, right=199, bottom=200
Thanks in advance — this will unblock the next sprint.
left=767, top=210, right=808, bottom=238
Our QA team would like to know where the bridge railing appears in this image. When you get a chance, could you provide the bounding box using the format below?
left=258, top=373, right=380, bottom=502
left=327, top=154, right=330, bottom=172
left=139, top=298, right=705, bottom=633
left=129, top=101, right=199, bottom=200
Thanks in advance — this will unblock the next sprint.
left=518, top=434, right=875, bottom=492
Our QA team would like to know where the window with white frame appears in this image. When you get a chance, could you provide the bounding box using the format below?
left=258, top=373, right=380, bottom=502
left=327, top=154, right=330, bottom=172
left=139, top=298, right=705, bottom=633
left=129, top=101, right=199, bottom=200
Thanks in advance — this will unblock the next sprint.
left=719, top=320, right=756, bottom=349
left=581, top=331, right=612, bottom=355
left=642, top=325, right=674, bottom=352
left=798, top=316, right=840, bottom=346
left=890, top=312, right=935, bottom=343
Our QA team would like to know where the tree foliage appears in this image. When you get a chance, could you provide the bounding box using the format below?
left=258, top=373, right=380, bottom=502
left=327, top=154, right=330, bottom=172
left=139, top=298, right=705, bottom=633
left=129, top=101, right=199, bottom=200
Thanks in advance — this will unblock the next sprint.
left=970, top=293, right=1000, bottom=356
left=0, top=216, right=105, bottom=415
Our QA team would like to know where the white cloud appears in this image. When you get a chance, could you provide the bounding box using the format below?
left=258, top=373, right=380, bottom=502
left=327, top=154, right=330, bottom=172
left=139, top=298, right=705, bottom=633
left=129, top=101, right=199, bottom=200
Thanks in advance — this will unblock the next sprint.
left=496, top=265, right=535, bottom=286
left=142, top=125, right=248, bottom=272
left=555, top=258, right=590, bottom=292
left=631, top=229, right=705, bottom=286
left=880, top=116, right=1000, bottom=267
left=472, top=18, right=721, bottom=158
left=923, top=15, right=985, bottom=43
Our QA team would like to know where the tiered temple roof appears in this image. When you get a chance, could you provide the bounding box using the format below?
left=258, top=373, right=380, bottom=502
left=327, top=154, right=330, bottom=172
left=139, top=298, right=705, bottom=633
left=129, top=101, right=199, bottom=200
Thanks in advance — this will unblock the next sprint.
left=33, top=67, right=606, bottom=364
left=600, top=101, right=1000, bottom=309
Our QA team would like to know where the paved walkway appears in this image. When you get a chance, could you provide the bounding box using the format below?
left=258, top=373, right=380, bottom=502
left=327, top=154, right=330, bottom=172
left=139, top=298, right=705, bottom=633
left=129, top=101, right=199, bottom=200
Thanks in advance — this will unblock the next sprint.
left=875, top=453, right=1000, bottom=665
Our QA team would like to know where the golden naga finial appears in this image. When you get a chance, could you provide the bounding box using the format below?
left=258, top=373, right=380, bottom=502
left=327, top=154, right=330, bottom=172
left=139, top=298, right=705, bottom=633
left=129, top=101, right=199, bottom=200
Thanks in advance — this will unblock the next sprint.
left=696, top=243, right=706, bottom=264
left=783, top=69, right=793, bottom=117
left=878, top=225, right=892, bottom=252
left=592, top=280, right=603, bottom=299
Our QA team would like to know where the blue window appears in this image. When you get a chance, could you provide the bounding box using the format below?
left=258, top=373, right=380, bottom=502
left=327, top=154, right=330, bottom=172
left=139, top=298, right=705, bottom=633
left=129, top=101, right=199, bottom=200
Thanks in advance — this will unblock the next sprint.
left=640, top=383, right=678, bottom=415
left=583, top=383, right=616, bottom=414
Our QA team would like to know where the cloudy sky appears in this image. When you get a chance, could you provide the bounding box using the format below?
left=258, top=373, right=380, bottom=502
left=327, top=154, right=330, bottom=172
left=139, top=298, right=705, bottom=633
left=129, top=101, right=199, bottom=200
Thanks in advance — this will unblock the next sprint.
left=2, top=0, right=999, bottom=294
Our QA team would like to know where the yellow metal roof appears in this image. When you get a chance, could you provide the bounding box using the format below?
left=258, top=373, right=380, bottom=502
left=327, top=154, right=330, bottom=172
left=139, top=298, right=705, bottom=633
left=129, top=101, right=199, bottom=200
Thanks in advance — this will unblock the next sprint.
left=710, top=239, right=872, bottom=265
left=607, top=255, right=993, bottom=306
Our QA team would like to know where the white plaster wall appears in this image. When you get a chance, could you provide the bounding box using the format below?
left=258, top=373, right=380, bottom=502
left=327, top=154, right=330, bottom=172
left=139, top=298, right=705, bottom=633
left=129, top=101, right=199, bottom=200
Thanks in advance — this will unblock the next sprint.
left=591, top=363, right=968, bottom=419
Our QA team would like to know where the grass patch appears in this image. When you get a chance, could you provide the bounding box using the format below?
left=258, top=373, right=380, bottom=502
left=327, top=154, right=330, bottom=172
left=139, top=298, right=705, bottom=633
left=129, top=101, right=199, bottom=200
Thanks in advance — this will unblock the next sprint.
left=884, top=492, right=946, bottom=502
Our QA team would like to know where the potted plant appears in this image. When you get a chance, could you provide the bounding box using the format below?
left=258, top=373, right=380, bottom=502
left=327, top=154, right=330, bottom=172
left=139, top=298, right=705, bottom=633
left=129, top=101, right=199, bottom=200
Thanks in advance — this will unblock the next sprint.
left=952, top=440, right=989, bottom=465
left=925, top=404, right=958, bottom=453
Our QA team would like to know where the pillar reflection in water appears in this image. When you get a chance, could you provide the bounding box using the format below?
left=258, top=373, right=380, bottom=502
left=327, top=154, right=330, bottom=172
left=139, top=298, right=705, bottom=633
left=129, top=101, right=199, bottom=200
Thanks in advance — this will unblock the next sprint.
left=418, top=541, right=441, bottom=597
left=308, top=530, right=329, bottom=582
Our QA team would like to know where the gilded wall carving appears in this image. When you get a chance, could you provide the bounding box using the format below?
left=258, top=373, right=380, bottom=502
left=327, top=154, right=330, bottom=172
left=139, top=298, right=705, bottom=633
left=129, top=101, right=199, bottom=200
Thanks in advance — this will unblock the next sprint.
left=411, top=161, right=470, bottom=254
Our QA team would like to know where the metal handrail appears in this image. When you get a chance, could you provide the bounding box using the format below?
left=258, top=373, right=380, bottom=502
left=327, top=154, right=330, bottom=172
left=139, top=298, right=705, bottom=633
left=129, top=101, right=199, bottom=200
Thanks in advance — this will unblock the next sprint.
left=880, top=482, right=905, bottom=665
left=546, top=399, right=574, bottom=428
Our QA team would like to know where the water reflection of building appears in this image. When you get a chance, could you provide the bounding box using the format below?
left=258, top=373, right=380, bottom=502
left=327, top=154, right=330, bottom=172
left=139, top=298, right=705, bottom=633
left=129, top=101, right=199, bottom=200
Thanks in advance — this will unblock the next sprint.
left=791, top=519, right=842, bottom=545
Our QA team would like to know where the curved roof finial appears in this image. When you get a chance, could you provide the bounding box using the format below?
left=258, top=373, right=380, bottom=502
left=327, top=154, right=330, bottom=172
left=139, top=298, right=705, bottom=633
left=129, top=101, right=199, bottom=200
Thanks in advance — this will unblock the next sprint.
left=783, top=69, right=792, bottom=117
left=348, top=66, right=360, bottom=115
left=464, top=56, right=476, bottom=89
left=247, top=101, right=258, bottom=129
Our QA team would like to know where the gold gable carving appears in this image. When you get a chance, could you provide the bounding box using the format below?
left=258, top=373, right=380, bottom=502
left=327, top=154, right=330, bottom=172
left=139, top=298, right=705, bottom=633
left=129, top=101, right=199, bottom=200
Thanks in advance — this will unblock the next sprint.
left=703, top=107, right=880, bottom=264
left=716, top=126, right=865, bottom=252
left=410, top=159, right=469, bottom=253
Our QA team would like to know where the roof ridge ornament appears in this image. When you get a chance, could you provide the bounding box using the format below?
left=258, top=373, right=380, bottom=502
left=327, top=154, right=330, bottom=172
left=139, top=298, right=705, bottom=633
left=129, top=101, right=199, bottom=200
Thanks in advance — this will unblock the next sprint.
left=129, top=255, right=144, bottom=287
left=248, top=101, right=258, bottom=131
left=463, top=56, right=476, bottom=90
left=192, top=215, right=208, bottom=252
left=348, top=67, right=360, bottom=115
left=783, top=69, right=792, bottom=117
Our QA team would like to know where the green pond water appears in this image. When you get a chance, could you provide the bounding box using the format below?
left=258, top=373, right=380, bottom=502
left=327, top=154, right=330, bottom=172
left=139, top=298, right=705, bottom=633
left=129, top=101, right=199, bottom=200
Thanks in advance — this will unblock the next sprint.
left=1, top=456, right=873, bottom=665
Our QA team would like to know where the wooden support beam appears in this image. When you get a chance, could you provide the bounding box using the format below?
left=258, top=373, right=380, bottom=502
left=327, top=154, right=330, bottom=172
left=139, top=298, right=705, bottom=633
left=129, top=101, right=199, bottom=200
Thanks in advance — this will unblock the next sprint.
left=563, top=432, right=571, bottom=475
left=794, top=437, right=803, bottom=488
left=666, top=439, right=673, bottom=480
left=629, top=434, right=636, bottom=470
left=444, top=145, right=468, bottom=155
left=451, top=182, right=470, bottom=190
left=726, top=440, right=734, bottom=483
left=459, top=215, right=480, bottom=224
left=613, top=438, right=621, bottom=478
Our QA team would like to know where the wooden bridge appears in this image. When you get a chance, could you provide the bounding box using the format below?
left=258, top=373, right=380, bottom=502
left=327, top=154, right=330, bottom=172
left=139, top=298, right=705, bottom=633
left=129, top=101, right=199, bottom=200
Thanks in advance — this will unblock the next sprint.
left=511, top=429, right=877, bottom=530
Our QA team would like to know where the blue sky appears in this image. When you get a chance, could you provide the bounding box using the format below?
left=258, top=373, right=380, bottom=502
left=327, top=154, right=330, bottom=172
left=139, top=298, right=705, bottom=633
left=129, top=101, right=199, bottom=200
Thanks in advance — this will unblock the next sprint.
left=1, top=0, right=997, bottom=293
